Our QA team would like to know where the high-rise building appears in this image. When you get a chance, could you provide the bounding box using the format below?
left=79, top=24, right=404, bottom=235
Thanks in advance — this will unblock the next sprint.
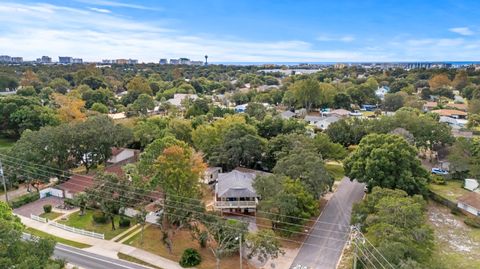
left=159, top=59, right=168, bottom=64
left=41, top=56, right=52, bottom=63
left=169, top=59, right=179, bottom=65
left=0, top=55, right=11, bottom=63
left=10, top=57, right=23, bottom=63
left=72, top=58, right=83, bottom=64
left=59, top=56, right=73, bottom=64
left=179, top=58, right=190, bottom=65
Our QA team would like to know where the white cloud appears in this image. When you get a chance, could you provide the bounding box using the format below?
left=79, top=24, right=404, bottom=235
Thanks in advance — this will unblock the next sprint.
left=89, top=7, right=111, bottom=13
left=449, top=27, right=474, bottom=36
left=316, top=35, right=355, bottom=42
left=75, top=0, right=162, bottom=11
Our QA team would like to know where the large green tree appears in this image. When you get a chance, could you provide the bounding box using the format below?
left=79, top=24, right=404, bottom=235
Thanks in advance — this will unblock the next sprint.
left=344, top=134, right=429, bottom=195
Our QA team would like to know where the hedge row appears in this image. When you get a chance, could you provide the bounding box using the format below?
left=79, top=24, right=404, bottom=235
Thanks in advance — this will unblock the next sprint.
left=9, top=192, right=40, bottom=208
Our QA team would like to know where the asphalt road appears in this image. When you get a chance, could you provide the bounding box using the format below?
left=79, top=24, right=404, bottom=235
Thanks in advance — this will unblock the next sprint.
left=53, top=244, right=153, bottom=269
left=290, top=178, right=365, bottom=269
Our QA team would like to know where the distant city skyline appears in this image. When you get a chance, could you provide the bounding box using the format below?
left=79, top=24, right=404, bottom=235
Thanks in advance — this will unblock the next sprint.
left=1, top=0, right=480, bottom=62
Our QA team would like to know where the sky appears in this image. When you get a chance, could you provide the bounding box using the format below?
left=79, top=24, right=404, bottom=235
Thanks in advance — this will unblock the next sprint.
left=1, top=0, right=480, bottom=63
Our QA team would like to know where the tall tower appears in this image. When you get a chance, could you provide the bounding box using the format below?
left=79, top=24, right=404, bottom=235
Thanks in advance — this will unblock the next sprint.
left=204, top=55, right=208, bottom=66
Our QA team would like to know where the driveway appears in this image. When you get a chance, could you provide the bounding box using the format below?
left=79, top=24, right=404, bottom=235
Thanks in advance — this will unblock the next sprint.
left=14, top=196, right=64, bottom=217
left=290, top=178, right=365, bottom=269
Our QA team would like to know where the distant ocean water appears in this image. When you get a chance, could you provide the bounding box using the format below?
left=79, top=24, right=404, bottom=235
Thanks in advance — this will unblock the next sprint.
left=212, top=61, right=480, bottom=66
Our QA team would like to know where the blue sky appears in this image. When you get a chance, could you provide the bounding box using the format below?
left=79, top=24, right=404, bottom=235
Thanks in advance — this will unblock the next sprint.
left=1, top=0, right=480, bottom=62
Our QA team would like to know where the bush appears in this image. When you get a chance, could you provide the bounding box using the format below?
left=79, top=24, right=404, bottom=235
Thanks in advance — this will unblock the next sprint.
left=198, top=231, right=208, bottom=248
left=431, top=175, right=446, bottom=185
left=464, top=217, right=480, bottom=228
left=92, top=211, right=107, bottom=224
left=179, top=248, right=202, bottom=268
left=43, top=204, right=52, bottom=213
left=119, top=217, right=131, bottom=228
left=9, top=192, right=40, bottom=208
left=451, top=207, right=463, bottom=216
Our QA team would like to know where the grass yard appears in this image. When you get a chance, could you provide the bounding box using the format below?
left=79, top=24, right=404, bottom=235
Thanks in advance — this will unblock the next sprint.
left=117, top=253, right=164, bottom=269
left=429, top=180, right=470, bottom=202
left=0, top=137, right=15, bottom=149
left=427, top=201, right=480, bottom=269
left=40, top=212, right=63, bottom=220
left=58, top=210, right=134, bottom=240
left=325, top=162, right=345, bottom=181
left=124, top=226, right=254, bottom=269
left=25, top=227, right=91, bottom=249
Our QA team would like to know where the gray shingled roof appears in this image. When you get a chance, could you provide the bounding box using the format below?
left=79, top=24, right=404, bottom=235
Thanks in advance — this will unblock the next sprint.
left=216, top=170, right=257, bottom=198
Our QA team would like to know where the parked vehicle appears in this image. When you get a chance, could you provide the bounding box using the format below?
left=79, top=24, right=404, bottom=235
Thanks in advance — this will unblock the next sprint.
left=431, top=168, right=449, bottom=175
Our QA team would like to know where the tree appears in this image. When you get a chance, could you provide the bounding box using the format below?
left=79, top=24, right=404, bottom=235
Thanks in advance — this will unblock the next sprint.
left=351, top=187, right=433, bottom=267
left=186, top=98, right=210, bottom=118
left=245, top=102, right=267, bottom=120
left=49, top=78, right=70, bottom=94
left=52, top=93, right=86, bottom=122
left=127, top=76, right=153, bottom=96
left=291, top=79, right=321, bottom=111
left=257, top=178, right=318, bottom=234
left=167, top=118, right=193, bottom=144
left=73, top=192, right=88, bottom=216
left=344, top=134, right=429, bottom=195
left=16, top=86, right=36, bottom=96
left=325, top=118, right=368, bottom=147
left=333, top=92, right=351, bottom=109
left=468, top=99, right=480, bottom=114
left=428, top=74, right=450, bottom=90
left=205, top=218, right=248, bottom=269
left=91, top=102, right=109, bottom=113
left=245, top=229, right=284, bottom=263
left=313, top=133, right=348, bottom=160
left=133, top=117, right=169, bottom=148
left=0, top=201, right=57, bottom=268
left=129, top=93, right=154, bottom=116
left=210, top=122, right=266, bottom=170
left=273, top=148, right=332, bottom=198
left=452, top=70, right=468, bottom=91
left=383, top=92, right=406, bottom=111
left=20, top=70, right=41, bottom=89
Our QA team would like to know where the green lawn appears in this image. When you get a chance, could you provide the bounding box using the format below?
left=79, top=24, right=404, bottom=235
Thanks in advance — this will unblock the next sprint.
left=40, top=212, right=63, bottom=220
left=117, top=253, right=163, bottom=269
left=58, top=210, right=134, bottom=240
left=0, top=137, right=15, bottom=149
left=429, top=180, right=470, bottom=202
left=325, top=162, right=345, bottom=181
left=25, top=227, right=91, bottom=249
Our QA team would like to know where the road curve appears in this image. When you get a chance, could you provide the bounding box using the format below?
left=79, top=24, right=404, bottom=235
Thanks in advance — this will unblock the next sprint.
left=290, top=178, right=365, bottom=269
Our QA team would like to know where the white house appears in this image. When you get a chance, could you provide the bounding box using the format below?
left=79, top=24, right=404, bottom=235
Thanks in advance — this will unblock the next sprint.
left=214, top=168, right=268, bottom=213
left=457, top=192, right=480, bottom=217
left=464, top=179, right=480, bottom=192
left=107, top=148, right=139, bottom=165
left=167, top=93, right=198, bottom=107
left=315, top=116, right=341, bottom=130
left=439, top=116, right=468, bottom=129
left=235, top=104, right=248, bottom=113
left=202, top=167, right=222, bottom=184
left=375, top=86, right=390, bottom=100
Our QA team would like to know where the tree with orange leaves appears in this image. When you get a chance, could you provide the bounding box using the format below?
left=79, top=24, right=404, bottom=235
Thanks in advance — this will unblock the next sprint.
left=20, top=69, right=41, bottom=89
left=52, top=93, right=86, bottom=122
left=428, top=73, right=451, bottom=89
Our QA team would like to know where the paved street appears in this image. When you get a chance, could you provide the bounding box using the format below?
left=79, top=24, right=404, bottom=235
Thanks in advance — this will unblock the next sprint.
left=290, top=178, right=365, bottom=269
left=54, top=244, right=151, bottom=269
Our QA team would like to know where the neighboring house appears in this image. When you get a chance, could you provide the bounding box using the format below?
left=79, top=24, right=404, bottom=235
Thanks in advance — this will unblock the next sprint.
left=167, top=93, right=198, bottom=107
left=295, top=108, right=307, bottom=118
left=56, top=174, right=94, bottom=199
left=202, top=167, right=222, bottom=184
left=439, top=116, right=468, bottom=129
left=314, top=116, right=341, bottom=130
left=107, top=148, right=139, bottom=165
left=280, top=110, right=295, bottom=119
left=375, top=86, right=390, bottom=100
left=454, top=95, right=465, bottom=104
left=457, top=192, right=480, bottom=217
left=423, top=101, right=438, bottom=112
left=214, top=168, right=268, bottom=213
left=304, top=115, right=323, bottom=125
left=361, top=104, right=377, bottom=111
left=446, top=103, right=467, bottom=112
left=431, top=109, right=467, bottom=119
left=464, top=179, right=480, bottom=192
left=235, top=104, right=248, bottom=113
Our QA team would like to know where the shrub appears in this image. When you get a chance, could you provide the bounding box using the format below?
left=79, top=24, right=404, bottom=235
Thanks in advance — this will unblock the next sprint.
left=92, top=211, right=107, bottom=224
left=431, top=175, right=446, bottom=185
left=119, top=217, right=131, bottom=228
left=198, top=231, right=208, bottom=248
left=179, top=248, right=202, bottom=267
left=9, top=192, right=40, bottom=208
left=464, top=217, right=480, bottom=228
left=43, top=204, right=52, bottom=213
left=451, top=207, right=463, bottom=216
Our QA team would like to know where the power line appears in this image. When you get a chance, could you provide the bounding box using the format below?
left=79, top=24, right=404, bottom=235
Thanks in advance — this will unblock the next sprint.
left=0, top=152, right=353, bottom=229
left=0, top=154, right=352, bottom=233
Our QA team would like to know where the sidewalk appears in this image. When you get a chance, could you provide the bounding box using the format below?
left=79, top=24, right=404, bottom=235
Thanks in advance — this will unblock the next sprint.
left=18, top=215, right=185, bottom=269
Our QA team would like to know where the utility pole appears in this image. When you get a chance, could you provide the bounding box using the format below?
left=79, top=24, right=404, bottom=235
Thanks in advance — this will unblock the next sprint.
left=0, top=159, right=8, bottom=203
left=239, top=233, right=243, bottom=269
left=351, top=225, right=358, bottom=269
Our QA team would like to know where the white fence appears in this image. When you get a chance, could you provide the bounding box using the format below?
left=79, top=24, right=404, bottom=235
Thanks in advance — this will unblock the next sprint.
left=49, top=221, right=104, bottom=240
left=30, top=214, right=47, bottom=223
left=40, top=187, right=64, bottom=199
